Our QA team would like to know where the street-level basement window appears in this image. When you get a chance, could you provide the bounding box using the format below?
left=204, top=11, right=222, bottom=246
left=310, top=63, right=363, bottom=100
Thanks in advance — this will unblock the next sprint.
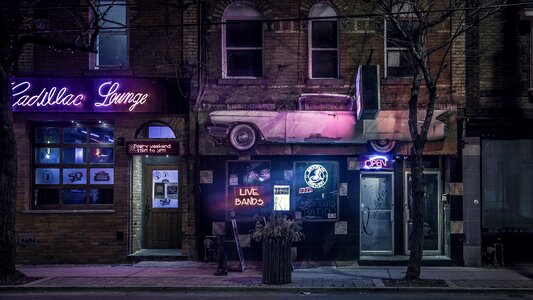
left=32, top=123, right=115, bottom=210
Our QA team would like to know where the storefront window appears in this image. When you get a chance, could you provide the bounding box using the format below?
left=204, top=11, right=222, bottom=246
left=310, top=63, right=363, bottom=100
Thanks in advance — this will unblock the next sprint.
left=482, top=139, right=533, bottom=232
left=32, top=123, right=114, bottom=209
left=227, top=160, right=271, bottom=219
left=294, top=161, right=339, bottom=221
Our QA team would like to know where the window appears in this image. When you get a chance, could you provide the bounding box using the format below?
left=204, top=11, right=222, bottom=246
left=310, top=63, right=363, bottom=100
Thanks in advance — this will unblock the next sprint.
left=32, top=123, right=115, bottom=209
left=309, top=4, right=338, bottom=79
left=385, top=5, right=417, bottom=77
left=222, top=2, right=263, bottom=78
left=294, top=161, right=339, bottom=221
left=95, top=0, right=127, bottom=69
left=482, top=139, right=533, bottom=232
left=135, top=121, right=176, bottom=139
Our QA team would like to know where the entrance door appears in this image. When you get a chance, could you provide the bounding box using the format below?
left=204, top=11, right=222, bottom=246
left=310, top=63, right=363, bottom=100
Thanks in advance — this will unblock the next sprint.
left=404, top=171, right=441, bottom=254
left=144, top=165, right=181, bottom=249
left=360, top=172, right=394, bottom=254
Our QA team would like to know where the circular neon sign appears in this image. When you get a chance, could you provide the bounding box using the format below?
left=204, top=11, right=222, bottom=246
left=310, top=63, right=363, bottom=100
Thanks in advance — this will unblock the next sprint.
left=304, top=164, right=328, bottom=188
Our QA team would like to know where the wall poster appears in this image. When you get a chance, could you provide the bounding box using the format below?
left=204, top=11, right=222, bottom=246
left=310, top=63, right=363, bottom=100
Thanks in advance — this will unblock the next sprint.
left=152, top=170, right=178, bottom=208
left=294, top=161, right=339, bottom=221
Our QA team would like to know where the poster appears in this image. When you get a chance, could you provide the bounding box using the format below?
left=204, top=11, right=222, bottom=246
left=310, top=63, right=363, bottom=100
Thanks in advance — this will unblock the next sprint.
left=152, top=170, right=178, bottom=208
left=273, top=185, right=290, bottom=211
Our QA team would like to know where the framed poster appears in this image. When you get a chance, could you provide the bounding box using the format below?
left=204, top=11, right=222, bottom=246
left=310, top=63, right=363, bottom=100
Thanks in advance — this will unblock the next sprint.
left=294, top=161, right=339, bottom=221
left=152, top=170, right=178, bottom=208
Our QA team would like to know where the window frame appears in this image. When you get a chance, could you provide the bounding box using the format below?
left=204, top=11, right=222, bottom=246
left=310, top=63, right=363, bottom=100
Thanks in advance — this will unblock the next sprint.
left=93, top=0, right=128, bottom=70
left=384, top=5, right=418, bottom=78
left=221, top=2, right=264, bottom=78
left=308, top=4, right=339, bottom=79
left=31, top=122, right=115, bottom=210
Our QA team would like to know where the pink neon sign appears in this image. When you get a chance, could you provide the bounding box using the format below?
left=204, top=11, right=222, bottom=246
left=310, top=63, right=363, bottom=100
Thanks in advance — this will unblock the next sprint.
left=360, top=155, right=393, bottom=170
left=12, top=81, right=85, bottom=108
left=11, top=77, right=168, bottom=113
left=96, top=81, right=149, bottom=112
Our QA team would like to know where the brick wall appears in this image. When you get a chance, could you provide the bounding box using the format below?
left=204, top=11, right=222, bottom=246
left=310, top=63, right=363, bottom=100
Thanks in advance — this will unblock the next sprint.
left=195, top=0, right=454, bottom=113
left=14, top=114, right=194, bottom=264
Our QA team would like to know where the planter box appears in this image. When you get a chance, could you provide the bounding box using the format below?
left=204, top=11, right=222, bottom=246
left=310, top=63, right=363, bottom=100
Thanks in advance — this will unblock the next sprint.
left=262, top=238, right=292, bottom=284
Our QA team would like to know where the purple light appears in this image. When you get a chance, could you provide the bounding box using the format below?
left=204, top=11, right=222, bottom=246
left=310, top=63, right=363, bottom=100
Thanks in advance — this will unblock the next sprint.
left=12, top=81, right=84, bottom=108
left=361, top=155, right=389, bottom=169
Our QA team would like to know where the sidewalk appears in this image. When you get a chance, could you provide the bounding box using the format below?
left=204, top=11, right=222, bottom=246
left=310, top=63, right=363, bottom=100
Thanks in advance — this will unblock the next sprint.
left=2, top=261, right=533, bottom=292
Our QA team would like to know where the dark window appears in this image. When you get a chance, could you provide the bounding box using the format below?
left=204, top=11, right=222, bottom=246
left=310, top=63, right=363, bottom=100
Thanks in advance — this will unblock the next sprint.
left=95, top=0, right=127, bottom=69
left=385, top=20, right=418, bottom=77
left=223, top=3, right=263, bottom=78
left=309, top=4, right=338, bottom=78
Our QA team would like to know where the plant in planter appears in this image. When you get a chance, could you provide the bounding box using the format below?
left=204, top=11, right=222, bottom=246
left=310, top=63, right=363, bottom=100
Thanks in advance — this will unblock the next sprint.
left=252, top=213, right=304, bottom=284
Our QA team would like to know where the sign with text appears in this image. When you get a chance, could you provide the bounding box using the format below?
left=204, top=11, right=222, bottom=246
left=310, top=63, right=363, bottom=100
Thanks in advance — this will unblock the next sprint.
left=273, top=185, right=290, bottom=211
left=152, top=170, right=178, bottom=208
left=127, top=141, right=179, bottom=155
left=360, top=155, right=393, bottom=170
left=234, top=186, right=264, bottom=207
left=11, top=77, right=169, bottom=113
left=294, top=161, right=339, bottom=221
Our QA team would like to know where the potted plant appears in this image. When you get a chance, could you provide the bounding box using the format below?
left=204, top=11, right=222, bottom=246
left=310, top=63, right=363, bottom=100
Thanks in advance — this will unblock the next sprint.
left=252, top=213, right=304, bottom=284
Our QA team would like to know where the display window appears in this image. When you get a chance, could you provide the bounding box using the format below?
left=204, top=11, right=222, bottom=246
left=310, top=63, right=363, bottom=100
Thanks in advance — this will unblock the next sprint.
left=32, top=123, right=115, bottom=209
left=227, top=160, right=271, bottom=219
left=293, top=161, right=339, bottom=221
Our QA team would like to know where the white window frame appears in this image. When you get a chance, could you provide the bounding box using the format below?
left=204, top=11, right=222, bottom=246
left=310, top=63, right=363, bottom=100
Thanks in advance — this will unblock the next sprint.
left=221, top=2, right=263, bottom=78
left=308, top=3, right=339, bottom=79
left=92, top=0, right=128, bottom=70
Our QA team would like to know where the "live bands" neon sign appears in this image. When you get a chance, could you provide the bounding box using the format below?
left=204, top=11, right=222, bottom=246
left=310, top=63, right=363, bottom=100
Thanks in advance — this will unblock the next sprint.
left=11, top=77, right=168, bottom=113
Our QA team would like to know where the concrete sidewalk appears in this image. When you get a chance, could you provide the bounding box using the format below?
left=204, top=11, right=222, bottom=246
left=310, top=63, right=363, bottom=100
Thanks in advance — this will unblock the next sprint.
left=2, top=261, right=533, bottom=292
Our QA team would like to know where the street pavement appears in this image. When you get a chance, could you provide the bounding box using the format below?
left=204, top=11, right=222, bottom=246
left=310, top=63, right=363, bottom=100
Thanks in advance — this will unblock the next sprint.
left=1, top=261, right=533, bottom=293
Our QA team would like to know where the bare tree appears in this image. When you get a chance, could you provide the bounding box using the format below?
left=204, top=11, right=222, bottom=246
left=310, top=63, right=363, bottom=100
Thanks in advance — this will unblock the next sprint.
left=376, top=0, right=504, bottom=280
left=0, top=0, right=104, bottom=282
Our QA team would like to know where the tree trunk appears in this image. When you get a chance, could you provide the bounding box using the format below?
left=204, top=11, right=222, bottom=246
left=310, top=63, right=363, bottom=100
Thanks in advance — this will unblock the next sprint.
left=405, top=146, right=425, bottom=280
left=0, top=65, right=18, bottom=279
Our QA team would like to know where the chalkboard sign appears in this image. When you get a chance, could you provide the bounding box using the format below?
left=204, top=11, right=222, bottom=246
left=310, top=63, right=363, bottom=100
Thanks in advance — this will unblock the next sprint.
left=294, top=161, right=339, bottom=221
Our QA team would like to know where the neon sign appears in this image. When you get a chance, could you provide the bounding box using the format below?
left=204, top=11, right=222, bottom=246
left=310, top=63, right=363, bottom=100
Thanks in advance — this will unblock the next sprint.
left=304, top=164, right=328, bottom=188
left=96, top=81, right=149, bottom=111
left=11, top=77, right=168, bottom=113
left=360, top=155, right=393, bottom=170
left=234, top=186, right=264, bottom=207
left=12, top=81, right=84, bottom=108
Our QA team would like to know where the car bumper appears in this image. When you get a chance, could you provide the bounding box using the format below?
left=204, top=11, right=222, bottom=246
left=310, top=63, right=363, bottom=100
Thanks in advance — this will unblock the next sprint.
left=207, top=125, right=230, bottom=139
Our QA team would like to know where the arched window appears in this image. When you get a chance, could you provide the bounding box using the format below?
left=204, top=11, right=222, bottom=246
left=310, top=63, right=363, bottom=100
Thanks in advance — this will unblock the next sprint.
left=309, top=3, right=338, bottom=79
left=135, top=121, right=176, bottom=139
left=222, top=2, right=263, bottom=78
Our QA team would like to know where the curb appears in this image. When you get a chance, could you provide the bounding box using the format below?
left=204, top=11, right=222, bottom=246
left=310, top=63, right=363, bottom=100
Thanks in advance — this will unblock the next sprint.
left=2, top=285, right=533, bottom=294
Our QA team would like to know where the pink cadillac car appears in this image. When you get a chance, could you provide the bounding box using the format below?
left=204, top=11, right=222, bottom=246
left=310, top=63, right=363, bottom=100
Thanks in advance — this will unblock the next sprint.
left=207, top=93, right=449, bottom=153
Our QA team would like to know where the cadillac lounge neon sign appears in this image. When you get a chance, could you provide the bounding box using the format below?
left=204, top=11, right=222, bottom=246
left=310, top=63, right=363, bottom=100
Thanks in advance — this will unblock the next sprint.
left=11, top=77, right=167, bottom=113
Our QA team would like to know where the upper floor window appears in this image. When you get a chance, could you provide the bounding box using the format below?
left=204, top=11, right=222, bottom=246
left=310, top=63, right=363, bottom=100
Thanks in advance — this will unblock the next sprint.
left=385, top=4, right=417, bottom=77
left=309, top=4, right=338, bottom=79
left=222, top=2, right=263, bottom=78
left=95, top=0, right=127, bottom=69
